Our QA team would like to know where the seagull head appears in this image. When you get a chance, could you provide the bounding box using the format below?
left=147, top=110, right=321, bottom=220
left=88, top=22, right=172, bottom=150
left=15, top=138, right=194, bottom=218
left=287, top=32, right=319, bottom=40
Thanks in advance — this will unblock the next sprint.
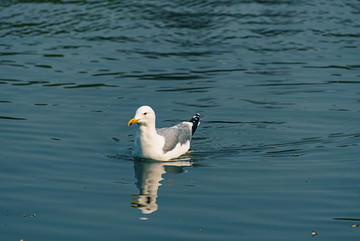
left=128, top=106, right=156, bottom=127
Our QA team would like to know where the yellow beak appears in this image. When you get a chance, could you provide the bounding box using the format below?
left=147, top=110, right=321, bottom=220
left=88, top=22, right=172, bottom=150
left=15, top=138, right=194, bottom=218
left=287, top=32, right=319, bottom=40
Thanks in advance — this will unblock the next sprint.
left=128, top=117, right=139, bottom=126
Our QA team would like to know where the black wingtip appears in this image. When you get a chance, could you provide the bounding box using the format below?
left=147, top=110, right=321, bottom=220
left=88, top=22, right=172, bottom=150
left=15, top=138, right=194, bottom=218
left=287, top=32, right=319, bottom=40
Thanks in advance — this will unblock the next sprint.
left=189, top=113, right=200, bottom=136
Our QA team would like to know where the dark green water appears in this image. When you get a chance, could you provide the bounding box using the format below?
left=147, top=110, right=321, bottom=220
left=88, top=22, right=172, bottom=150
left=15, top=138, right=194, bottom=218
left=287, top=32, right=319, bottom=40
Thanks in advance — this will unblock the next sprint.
left=1, top=1, right=360, bottom=240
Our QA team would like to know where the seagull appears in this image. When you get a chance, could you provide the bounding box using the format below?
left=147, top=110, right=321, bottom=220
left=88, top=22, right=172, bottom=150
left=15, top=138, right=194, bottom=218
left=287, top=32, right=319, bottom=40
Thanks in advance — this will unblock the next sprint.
left=128, top=106, right=200, bottom=161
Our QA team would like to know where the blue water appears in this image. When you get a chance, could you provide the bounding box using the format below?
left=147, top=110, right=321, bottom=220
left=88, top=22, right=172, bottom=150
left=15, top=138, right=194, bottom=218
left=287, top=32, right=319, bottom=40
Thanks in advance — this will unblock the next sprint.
left=1, top=1, right=360, bottom=240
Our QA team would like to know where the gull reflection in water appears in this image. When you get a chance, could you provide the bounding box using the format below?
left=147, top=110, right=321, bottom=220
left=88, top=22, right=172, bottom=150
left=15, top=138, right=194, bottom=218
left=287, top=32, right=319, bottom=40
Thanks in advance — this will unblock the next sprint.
left=131, top=158, right=193, bottom=215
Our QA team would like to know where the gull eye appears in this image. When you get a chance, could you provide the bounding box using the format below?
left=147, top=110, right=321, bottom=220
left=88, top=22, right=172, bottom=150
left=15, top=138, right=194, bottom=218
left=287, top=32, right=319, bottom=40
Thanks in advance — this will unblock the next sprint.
left=144, top=112, right=147, bottom=116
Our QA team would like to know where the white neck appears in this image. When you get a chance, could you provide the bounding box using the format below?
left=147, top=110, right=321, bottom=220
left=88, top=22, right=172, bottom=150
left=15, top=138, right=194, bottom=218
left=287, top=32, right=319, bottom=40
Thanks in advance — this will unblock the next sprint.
left=138, top=121, right=157, bottom=136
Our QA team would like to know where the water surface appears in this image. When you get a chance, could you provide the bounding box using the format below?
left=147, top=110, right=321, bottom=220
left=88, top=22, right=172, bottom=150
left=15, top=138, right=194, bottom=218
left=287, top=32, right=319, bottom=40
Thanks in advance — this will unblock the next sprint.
left=1, top=1, right=360, bottom=240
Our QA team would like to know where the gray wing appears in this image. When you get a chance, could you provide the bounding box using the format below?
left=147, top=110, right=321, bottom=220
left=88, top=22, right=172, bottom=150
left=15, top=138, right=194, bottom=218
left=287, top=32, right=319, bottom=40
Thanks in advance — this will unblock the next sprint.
left=156, top=122, right=192, bottom=153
